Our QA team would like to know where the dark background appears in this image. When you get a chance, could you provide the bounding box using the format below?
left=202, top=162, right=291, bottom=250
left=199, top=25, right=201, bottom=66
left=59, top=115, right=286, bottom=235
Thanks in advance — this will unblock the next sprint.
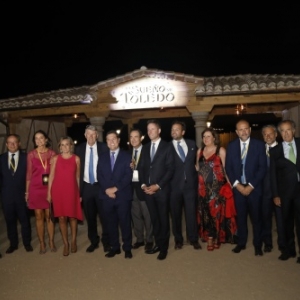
left=1, top=3, right=299, bottom=145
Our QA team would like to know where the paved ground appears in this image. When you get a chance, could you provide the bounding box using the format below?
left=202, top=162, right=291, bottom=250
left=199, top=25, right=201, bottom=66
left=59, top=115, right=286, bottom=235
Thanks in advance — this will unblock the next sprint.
left=0, top=209, right=299, bottom=300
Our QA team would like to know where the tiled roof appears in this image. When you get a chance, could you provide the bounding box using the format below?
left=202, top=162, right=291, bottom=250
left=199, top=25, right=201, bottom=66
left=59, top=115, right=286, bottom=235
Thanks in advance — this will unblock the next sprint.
left=0, top=67, right=300, bottom=111
left=0, top=86, right=91, bottom=111
left=195, top=74, right=300, bottom=95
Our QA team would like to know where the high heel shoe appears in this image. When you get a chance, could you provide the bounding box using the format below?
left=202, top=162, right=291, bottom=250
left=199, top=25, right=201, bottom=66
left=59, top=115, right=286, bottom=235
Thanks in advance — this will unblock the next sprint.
left=49, top=240, right=57, bottom=253
left=214, top=239, right=221, bottom=249
left=71, top=242, right=77, bottom=253
left=39, top=242, right=46, bottom=254
left=63, top=243, right=69, bottom=256
left=207, top=237, right=214, bottom=251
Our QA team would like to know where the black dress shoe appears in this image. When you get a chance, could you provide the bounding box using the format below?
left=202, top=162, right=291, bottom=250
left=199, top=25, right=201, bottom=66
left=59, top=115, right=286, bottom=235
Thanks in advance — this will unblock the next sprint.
left=6, top=246, right=18, bottom=254
left=255, top=247, right=263, bottom=256
left=25, top=245, right=33, bottom=252
left=145, top=246, right=160, bottom=254
left=103, top=244, right=111, bottom=253
left=0, top=253, right=2, bottom=258
left=157, top=251, right=167, bottom=260
left=105, top=249, right=121, bottom=258
left=174, top=242, right=183, bottom=250
left=132, top=242, right=145, bottom=249
left=297, top=257, right=300, bottom=264
left=190, top=241, right=202, bottom=250
left=263, top=245, right=273, bottom=253
left=125, top=250, right=133, bottom=259
left=144, top=242, right=154, bottom=251
left=86, top=244, right=99, bottom=253
left=232, top=245, right=246, bottom=253
left=278, top=252, right=296, bottom=261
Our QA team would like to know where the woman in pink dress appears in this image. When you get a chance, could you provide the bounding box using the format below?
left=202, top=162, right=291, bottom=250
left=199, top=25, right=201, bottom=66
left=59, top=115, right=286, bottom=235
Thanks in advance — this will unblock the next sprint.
left=26, top=130, right=57, bottom=254
left=47, top=136, right=83, bottom=256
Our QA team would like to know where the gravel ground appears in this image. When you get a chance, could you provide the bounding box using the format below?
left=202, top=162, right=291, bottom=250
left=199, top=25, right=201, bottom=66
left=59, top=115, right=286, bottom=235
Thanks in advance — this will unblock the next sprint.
left=0, top=210, right=299, bottom=300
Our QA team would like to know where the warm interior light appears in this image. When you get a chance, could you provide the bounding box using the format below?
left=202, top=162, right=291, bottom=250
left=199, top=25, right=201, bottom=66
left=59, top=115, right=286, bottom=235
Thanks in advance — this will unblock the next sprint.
left=206, top=122, right=211, bottom=128
left=73, top=113, right=78, bottom=119
left=116, top=129, right=121, bottom=135
left=235, top=104, right=246, bottom=115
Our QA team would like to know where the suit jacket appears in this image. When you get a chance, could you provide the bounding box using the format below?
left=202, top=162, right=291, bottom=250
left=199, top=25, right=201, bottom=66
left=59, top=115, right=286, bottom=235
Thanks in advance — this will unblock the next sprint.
left=139, top=139, right=175, bottom=191
left=97, top=149, right=133, bottom=201
left=270, top=138, right=300, bottom=198
left=225, top=137, right=267, bottom=193
left=75, top=141, right=108, bottom=196
left=170, top=139, right=198, bottom=191
left=130, top=147, right=145, bottom=201
left=0, top=151, right=27, bottom=205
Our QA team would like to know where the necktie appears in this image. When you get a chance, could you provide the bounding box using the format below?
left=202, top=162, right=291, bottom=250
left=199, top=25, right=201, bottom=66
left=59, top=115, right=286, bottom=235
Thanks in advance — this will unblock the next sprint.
left=133, top=149, right=138, bottom=162
left=288, top=143, right=296, bottom=164
left=10, top=153, right=15, bottom=175
left=133, top=149, right=138, bottom=169
left=177, top=141, right=186, bottom=162
left=89, top=147, right=95, bottom=184
left=241, top=142, right=247, bottom=184
left=151, top=143, right=156, bottom=161
left=266, top=146, right=271, bottom=167
left=111, top=152, right=115, bottom=171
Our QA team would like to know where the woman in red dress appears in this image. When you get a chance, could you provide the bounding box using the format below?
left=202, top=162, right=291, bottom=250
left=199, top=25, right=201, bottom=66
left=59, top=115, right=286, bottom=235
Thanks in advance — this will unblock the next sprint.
left=26, top=130, right=57, bottom=254
left=196, top=128, right=237, bottom=251
left=47, top=136, right=83, bottom=256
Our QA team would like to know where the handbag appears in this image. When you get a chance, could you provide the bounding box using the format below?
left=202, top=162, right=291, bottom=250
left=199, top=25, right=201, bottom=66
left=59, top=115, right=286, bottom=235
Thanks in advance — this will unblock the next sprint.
left=49, top=201, right=56, bottom=223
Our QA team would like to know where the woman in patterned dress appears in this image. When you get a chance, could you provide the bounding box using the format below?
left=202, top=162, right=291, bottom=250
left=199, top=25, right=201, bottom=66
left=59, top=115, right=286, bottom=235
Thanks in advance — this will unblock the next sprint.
left=196, top=128, right=237, bottom=250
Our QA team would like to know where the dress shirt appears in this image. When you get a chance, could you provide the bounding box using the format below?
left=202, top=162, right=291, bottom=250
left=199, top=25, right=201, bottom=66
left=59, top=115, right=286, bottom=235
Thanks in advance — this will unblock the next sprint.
left=150, top=138, right=161, bottom=157
left=233, top=138, right=253, bottom=188
left=110, top=148, right=120, bottom=159
left=133, top=145, right=142, bottom=165
left=8, top=151, right=19, bottom=169
left=84, top=143, right=98, bottom=183
left=283, top=139, right=297, bottom=160
left=172, top=139, right=187, bottom=157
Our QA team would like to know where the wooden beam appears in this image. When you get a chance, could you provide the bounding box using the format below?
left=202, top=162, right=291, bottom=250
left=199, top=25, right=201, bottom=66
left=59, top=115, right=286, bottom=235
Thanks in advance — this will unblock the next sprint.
left=198, top=92, right=300, bottom=104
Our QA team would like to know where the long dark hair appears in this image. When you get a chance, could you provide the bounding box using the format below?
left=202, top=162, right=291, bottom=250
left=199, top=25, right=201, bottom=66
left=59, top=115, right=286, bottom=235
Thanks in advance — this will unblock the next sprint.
left=32, top=130, right=52, bottom=148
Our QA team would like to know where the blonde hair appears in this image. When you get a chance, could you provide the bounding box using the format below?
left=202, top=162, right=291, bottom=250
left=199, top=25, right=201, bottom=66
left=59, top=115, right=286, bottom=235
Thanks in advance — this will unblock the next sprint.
left=58, top=136, right=74, bottom=154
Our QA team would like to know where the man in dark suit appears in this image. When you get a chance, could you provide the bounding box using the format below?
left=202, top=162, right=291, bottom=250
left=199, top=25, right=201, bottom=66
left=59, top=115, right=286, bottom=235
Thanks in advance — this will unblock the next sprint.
left=75, top=125, right=110, bottom=253
left=270, top=119, right=300, bottom=263
left=0, top=134, right=32, bottom=254
left=169, top=120, right=201, bottom=250
left=129, top=128, right=153, bottom=251
left=261, top=125, right=285, bottom=253
left=97, top=130, right=133, bottom=259
left=225, top=119, right=267, bottom=256
left=139, top=119, right=175, bottom=260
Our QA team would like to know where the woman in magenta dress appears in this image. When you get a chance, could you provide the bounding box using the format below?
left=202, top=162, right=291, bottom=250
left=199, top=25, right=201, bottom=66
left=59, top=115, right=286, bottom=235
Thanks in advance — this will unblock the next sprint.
left=26, top=130, right=57, bottom=254
left=47, top=136, right=83, bottom=256
left=196, top=128, right=237, bottom=251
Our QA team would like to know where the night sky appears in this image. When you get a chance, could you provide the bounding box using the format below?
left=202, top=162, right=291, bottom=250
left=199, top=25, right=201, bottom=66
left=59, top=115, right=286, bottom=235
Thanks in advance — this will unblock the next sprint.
left=1, top=4, right=300, bottom=147
left=2, top=3, right=300, bottom=100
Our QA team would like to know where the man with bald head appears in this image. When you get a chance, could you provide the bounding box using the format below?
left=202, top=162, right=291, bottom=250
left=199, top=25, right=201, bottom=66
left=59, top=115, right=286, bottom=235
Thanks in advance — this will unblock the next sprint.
left=225, top=119, right=267, bottom=256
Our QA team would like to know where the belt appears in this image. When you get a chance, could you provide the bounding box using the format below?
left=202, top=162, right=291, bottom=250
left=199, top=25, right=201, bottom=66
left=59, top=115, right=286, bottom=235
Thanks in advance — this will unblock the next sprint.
left=84, top=181, right=99, bottom=186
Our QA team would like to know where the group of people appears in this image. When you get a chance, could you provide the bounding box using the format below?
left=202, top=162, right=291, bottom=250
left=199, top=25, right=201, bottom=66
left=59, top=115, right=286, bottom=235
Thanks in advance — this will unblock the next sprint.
left=0, top=118, right=299, bottom=264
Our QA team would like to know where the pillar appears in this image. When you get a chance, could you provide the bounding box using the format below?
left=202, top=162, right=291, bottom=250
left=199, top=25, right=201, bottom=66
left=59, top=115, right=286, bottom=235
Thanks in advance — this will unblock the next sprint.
left=192, top=112, right=209, bottom=148
left=89, top=116, right=106, bottom=142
